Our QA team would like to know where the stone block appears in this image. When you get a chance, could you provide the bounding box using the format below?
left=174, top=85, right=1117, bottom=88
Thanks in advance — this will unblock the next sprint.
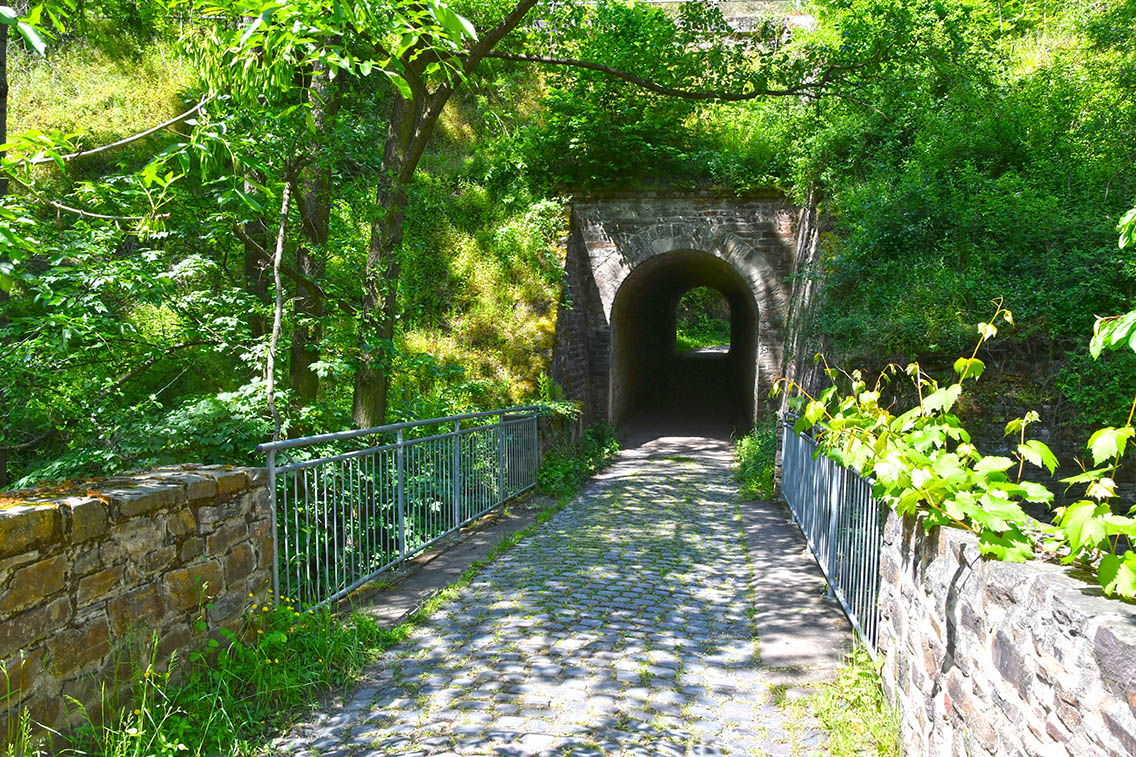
left=179, top=537, right=204, bottom=563
left=0, top=506, right=60, bottom=559
left=48, top=616, right=110, bottom=675
left=1103, top=708, right=1136, bottom=756
left=197, top=468, right=248, bottom=496
left=113, top=516, right=167, bottom=563
left=0, top=648, right=45, bottom=705
left=104, top=481, right=180, bottom=517
left=0, top=551, right=38, bottom=584
left=0, top=596, right=71, bottom=659
left=1094, top=622, right=1136, bottom=719
left=206, top=521, right=248, bottom=555
left=154, top=472, right=217, bottom=501
left=0, top=555, right=67, bottom=615
left=77, top=565, right=123, bottom=607
left=108, top=583, right=164, bottom=635
left=140, top=545, right=177, bottom=576
left=164, top=560, right=224, bottom=613
left=156, top=622, right=192, bottom=667
left=224, top=543, right=255, bottom=585
left=206, top=591, right=246, bottom=626
left=167, top=509, right=196, bottom=538
left=992, top=630, right=1031, bottom=700
left=65, top=497, right=108, bottom=543
left=195, top=506, right=221, bottom=531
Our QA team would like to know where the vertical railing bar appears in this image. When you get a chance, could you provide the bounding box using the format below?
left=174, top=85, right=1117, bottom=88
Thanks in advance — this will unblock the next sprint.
left=268, top=449, right=280, bottom=605
left=397, top=429, right=406, bottom=560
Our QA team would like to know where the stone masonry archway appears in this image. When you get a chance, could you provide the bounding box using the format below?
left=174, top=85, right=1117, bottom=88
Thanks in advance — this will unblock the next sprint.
left=611, top=250, right=758, bottom=432
left=552, top=194, right=800, bottom=435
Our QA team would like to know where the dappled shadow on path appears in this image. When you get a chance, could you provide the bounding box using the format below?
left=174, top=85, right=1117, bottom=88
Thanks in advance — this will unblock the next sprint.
left=273, top=438, right=836, bottom=756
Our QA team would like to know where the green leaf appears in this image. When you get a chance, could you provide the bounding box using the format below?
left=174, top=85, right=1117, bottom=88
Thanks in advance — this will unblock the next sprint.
left=16, top=20, right=46, bottom=55
left=922, top=384, right=961, bottom=414
left=1099, top=553, right=1136, bottom=598
left=1058, top=500, right=1109, bottom=552
left=1017, top=480, right=1054, bottom=504
left=1087, top=426, right=1134, bottom=465
left=953, top=357, right=985, bottom=381
left=1061, top=466, right=1109, bottom=488
left=1019, top=440, right=1058, bottom=475
left=974, top=456, right=1014, bottom=474
left=977, top=526, right=1032, bottom=562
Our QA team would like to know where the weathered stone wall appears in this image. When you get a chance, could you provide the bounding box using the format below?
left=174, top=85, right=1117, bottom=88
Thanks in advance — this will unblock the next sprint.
left=0, top=465, right=271, bottom=737
left=878, top=510, right=1136, bottom=756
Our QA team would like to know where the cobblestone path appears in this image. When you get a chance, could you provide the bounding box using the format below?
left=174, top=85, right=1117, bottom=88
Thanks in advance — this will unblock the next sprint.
left=276, top=438, right=826, bottom=756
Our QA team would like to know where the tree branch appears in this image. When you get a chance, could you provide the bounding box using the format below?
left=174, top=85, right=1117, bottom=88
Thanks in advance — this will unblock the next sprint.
left=12, top=176, right=162, bottom=221
left=0, top=429, right=54, bottom=452
left=484, top=51, right=819, bottom=100
left=28, top=97, right=214, bottom=167
left=464, top=0, right=541, bottom=75
left=98, top=340, right=210, bottom=400
left=232, top=223, right=353, bottom=311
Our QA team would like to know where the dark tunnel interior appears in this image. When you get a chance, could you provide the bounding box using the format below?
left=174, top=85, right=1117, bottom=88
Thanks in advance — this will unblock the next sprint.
left=610, top=250, right=757, bottom=442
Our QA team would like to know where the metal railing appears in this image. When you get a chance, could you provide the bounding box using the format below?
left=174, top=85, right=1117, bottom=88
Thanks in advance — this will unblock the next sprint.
left=781, top=415, right=884, bottom=652
left=258, top=406, right=541, bottom=610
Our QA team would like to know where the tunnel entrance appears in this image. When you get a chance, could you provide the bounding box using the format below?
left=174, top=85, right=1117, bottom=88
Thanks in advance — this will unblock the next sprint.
left=611, top=250, right=758, bottom=441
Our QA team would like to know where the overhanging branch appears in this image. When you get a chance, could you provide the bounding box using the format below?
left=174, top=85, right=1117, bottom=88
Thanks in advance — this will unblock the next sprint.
left=28, top=97, right=214, bottom=167
left=484, top=51, right=819, bottom=100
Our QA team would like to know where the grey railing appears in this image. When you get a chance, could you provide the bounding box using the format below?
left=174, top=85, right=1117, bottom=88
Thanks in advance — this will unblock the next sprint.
left=781, top=415, right=884, bottom=652
left=258, top=406, right=541, bottom=610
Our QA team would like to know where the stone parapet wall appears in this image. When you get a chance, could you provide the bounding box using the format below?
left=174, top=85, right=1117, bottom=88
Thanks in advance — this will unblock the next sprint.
left=0, top=465, right=271, bottom=737
left=878, top=510, right=1136, bottom=756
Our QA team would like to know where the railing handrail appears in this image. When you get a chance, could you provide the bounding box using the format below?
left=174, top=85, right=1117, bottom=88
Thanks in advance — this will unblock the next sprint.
left=255, top=404, right=542, bottom=453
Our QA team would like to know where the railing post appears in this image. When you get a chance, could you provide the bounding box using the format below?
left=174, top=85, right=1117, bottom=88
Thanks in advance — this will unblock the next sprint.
left=267, top=448, right=280, bottom=606
left=397, top=428, right=406, bottom=558
left=452, top=419, right=462, bottom=528
left=826, top=460, right=843, bottom=600
left=497, top=411, right=506, bottom=503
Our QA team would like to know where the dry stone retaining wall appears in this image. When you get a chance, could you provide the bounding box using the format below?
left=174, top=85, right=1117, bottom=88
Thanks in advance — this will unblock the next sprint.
left=878, top=510, right=1136, bottom=756
left=0, top=465, right=271, bottom=737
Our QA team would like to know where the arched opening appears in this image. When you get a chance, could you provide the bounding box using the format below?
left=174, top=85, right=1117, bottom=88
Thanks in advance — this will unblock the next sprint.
left=610, top=250, right=758, bottom=441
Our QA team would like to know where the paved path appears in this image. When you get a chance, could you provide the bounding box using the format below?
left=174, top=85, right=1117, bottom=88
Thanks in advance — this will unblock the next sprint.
left=276, top=437, right=846, bottom=756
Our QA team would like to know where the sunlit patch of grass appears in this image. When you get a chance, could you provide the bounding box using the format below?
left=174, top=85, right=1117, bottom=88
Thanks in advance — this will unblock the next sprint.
left=786, top=647, right=902, bottom=756
left=10, top=38, right=190, bottom=170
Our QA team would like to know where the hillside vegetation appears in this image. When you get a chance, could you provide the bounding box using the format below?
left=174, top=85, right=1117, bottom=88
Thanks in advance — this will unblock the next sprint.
left=0, top=0, right=1133, bottom=489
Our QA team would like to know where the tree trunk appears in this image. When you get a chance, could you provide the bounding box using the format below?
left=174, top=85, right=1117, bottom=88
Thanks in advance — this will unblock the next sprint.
left=0, top=23, right=10, bottom=489
left=350, top=0, right=539, bottom=427
left=352, top=94, right=424, bottom=428
left=289, top=66, right=338, bottom=409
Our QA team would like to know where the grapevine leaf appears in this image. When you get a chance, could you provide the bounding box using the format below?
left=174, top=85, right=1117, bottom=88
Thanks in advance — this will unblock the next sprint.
left=1019, top=440, right=1058, bottom=475
left=1058, top=500, right=1109, bottom=552
left=1099, top=553, right=1136, bottom=598
left=974, top=456, right=1014, bottom=474
left=1087, top=426, right=1134, bottom=465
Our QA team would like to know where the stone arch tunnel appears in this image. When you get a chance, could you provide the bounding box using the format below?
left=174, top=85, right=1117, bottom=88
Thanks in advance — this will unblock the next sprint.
left=610, top=250, right=758, bottom=433
left=551, top=194, right=811, bottom=442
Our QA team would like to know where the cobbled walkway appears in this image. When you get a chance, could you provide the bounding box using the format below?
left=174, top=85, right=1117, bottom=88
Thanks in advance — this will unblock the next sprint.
left=275, top=438, right=828, bottom=756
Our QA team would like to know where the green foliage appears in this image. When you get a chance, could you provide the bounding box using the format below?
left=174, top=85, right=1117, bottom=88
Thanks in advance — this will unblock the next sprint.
left=789, top=647, right=901, bottom=756
left=675, top=286, right=731, bottom=351
left=537, top=424, right=619, bottom=499
left=67, top=600, right=393, bottom=756
left=727, top=0, right=1136, bottom=431
left=785, top=291, right=1136, bottom=599
left=735, top=415, right=778, bottom=500
left=522, top=0, right=795, bottom=190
